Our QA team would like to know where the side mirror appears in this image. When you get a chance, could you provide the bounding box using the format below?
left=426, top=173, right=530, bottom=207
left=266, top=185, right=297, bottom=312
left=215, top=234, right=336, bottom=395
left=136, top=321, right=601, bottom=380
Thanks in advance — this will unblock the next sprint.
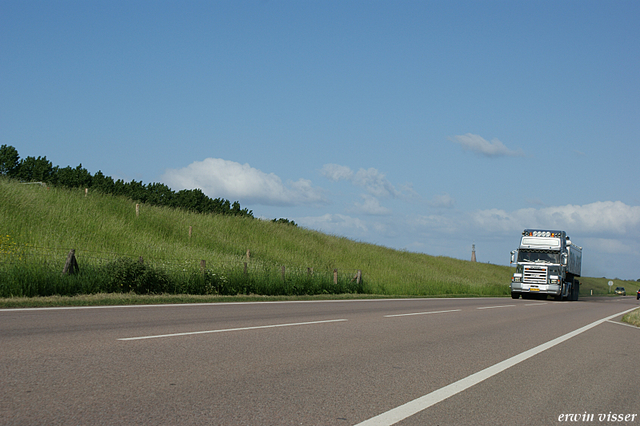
left=562, top=253, right=568, bottom=266
left=510, top=250, right=516, bottom=264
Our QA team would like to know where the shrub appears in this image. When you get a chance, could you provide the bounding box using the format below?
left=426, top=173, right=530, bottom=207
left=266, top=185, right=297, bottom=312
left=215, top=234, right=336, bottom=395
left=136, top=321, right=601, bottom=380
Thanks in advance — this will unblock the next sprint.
left=104, top=258, right=169, bottom=294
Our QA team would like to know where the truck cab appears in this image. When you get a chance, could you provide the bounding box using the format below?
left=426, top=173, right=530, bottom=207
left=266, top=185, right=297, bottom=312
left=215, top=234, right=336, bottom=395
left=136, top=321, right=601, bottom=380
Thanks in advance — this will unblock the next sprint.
left=510, top=229, right=582, bottom=301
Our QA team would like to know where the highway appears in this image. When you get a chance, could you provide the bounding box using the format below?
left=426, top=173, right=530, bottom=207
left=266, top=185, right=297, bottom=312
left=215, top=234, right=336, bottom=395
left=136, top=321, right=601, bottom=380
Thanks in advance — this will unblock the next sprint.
left=1, top=297, right=639, bottom=425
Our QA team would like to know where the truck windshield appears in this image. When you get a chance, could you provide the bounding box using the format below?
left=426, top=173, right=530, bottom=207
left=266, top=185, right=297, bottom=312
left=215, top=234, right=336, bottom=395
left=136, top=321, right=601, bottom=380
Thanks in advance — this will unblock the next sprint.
left=517, top=250, right=560, bottom=264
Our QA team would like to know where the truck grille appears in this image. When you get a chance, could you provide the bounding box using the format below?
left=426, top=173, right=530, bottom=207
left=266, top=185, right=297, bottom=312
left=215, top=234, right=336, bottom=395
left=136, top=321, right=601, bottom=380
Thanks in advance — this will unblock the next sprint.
left=523, top=266, right=548, bottom=284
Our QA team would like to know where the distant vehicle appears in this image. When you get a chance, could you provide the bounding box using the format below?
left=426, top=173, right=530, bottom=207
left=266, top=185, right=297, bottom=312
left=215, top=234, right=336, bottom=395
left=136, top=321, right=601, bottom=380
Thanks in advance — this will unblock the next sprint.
left=510, top=229, right=582, bottom=301
left=614, top=287, right=626, bottom=296
left=636, top=289, right=639, bottom=300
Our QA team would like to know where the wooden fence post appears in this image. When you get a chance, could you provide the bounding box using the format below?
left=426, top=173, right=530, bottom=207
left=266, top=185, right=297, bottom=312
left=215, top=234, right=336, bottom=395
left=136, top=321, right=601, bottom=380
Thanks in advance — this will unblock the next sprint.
left=246, top=249, right=250, bottom=261
left=136, top=204, right=140, bottom=217
left=356, top=270, right=362, bottom=284
left=62, top=249, right=79, bottom=275
left=334, top=269, right=338, bottom=285
left=189, top=226, right=192, bottom=239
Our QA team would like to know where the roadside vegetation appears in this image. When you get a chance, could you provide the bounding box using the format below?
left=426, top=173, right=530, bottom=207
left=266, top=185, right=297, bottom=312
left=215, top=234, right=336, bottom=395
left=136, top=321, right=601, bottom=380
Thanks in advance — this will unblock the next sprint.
left=2, top=172, right=638, bottom=308
left=1, top=177, right=511, bottom=304
left=622, top=309, right=640, bottom=328
left=0, top=144, right=254, bottom=218
left=578, top=277, right=640, bottom=297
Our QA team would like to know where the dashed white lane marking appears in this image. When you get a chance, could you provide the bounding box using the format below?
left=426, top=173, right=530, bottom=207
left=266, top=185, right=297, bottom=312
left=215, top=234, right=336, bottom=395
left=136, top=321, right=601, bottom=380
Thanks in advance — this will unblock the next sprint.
left=384, top=309, right=461, bottom=318
left=354, top=307, right=639, bottom=426
left=476, top=305, right=515, bottom=310
left=118, top=318, right=347, bottom=341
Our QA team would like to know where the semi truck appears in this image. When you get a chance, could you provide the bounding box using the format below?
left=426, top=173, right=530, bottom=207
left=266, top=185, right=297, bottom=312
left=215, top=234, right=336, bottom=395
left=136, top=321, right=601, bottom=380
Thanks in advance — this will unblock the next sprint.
left=510, top=229, right=582, bottom=301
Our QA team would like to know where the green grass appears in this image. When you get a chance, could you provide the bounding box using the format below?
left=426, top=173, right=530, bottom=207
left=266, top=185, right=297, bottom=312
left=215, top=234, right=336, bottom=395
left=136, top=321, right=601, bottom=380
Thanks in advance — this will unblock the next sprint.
left=4, top=176, right=632, bottom=306
left=0, top=293, right=402, bottom=309
left=577, top=277, right=640, bottom=298
left=622, top=309, right=640, bottom=327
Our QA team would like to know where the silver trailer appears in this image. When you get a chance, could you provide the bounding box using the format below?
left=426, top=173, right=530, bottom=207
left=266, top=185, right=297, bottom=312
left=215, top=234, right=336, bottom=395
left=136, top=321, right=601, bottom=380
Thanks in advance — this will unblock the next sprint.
left=510, top=229, right=582, bottom=301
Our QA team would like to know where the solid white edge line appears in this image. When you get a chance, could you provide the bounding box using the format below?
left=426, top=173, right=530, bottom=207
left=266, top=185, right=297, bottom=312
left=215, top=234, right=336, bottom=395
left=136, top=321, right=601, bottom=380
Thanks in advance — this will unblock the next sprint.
left=384, top=309, right=461, bottom=318
left=0, top=297, right=487, bottom=312
left=117, top=318, right=347, bottom=341
left=606, top=319, right=640, bottom=330
left=354, top=307, right=639, bottom=426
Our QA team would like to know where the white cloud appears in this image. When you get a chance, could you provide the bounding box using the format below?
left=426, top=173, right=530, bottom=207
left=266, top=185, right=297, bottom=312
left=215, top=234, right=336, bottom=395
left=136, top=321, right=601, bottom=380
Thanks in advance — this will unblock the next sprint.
left=351, top=194, right=392, bottom=216
left=581, top=238, right=637, bottom=255
left=470, top=201, right=640, bottom=236
left=428, top=193, right=455, bottom=208
left=162, top=158, right=327, bottom=206
left=321, top=164, right=354, bottom=182
left=449, top=133, right=524, bottom=157
left=321, top=164, right=401, bottom=198
left=353, top=168, right=400, bottom=198
left=412, top=201, right=640, bottom=238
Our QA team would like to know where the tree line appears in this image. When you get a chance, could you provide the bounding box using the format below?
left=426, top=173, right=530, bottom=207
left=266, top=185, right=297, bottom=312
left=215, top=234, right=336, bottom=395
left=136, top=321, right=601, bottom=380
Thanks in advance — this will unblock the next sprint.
left=0, top=144, right=254, bottom=218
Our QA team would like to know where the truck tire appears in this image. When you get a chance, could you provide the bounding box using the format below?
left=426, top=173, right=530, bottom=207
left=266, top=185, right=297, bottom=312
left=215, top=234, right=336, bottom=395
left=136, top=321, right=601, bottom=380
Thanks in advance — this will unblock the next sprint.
left=511, top=292, right=520, bottom=299
left=565, top=280, right=578, bottom=301
left=559, top=283, right=567, bottom=301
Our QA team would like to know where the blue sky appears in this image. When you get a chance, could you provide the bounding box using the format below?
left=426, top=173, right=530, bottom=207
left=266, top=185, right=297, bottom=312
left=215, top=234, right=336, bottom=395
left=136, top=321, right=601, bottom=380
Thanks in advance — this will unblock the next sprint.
left=2, top=1, right=639, bottom=280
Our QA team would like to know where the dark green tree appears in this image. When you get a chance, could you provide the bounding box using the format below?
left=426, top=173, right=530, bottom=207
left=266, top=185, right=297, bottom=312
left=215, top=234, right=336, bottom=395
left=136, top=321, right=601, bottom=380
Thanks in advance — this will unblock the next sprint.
left=272, top=218, right=297, bottom=226
left=124, top=180, right=147, bottom=202
left=146, top=182, right=174, bottom=206
left=0, top=145, right=20, bottom=176
left=52, top=164, right=93, bottom=188
left=91, top=171, right=115, bottom=194
left=14, top=156, right=54, bottom=182
left=173, top=188, right=209, bottom=213
left=112, top=179, right=128, bottom=196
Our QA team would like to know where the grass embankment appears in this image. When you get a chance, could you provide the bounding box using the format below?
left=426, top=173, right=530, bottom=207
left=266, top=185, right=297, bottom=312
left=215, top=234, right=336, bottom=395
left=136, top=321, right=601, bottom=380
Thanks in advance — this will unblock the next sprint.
left=578, top=277, right=640, bottom=297
left=622, top=309, right=640, bottom=327
left=1, top=178, right=512, bottom=304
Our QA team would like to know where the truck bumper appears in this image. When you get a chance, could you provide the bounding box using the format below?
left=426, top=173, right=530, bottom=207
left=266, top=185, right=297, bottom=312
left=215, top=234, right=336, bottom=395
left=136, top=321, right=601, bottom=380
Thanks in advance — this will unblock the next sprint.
left=511, top=282, right=561, bottom=296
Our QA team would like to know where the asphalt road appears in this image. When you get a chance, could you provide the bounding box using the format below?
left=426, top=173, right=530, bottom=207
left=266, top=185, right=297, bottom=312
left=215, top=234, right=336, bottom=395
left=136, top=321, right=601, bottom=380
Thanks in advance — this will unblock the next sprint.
left=1, top=296, right=638, bottom=425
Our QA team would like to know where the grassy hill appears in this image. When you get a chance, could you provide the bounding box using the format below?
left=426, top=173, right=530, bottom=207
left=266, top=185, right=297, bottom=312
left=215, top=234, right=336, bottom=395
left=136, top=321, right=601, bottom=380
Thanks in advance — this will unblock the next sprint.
left=1, top=177, right=637, bottom=302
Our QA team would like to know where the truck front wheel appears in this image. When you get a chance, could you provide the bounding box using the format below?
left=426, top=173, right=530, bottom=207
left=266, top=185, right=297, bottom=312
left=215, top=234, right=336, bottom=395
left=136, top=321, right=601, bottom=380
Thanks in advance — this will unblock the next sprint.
left=511, top=292, right=520, bottom=299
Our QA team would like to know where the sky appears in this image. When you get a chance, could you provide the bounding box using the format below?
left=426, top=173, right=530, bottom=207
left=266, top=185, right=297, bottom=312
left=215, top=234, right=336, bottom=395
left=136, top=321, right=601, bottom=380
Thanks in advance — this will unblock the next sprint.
left=1, top=1, right=639, bottom=280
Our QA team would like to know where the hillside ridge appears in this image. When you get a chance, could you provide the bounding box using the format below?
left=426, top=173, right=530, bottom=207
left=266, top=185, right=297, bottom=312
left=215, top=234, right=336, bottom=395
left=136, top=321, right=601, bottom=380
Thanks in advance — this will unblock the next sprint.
left=1, top=177, right=520, bottom=298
